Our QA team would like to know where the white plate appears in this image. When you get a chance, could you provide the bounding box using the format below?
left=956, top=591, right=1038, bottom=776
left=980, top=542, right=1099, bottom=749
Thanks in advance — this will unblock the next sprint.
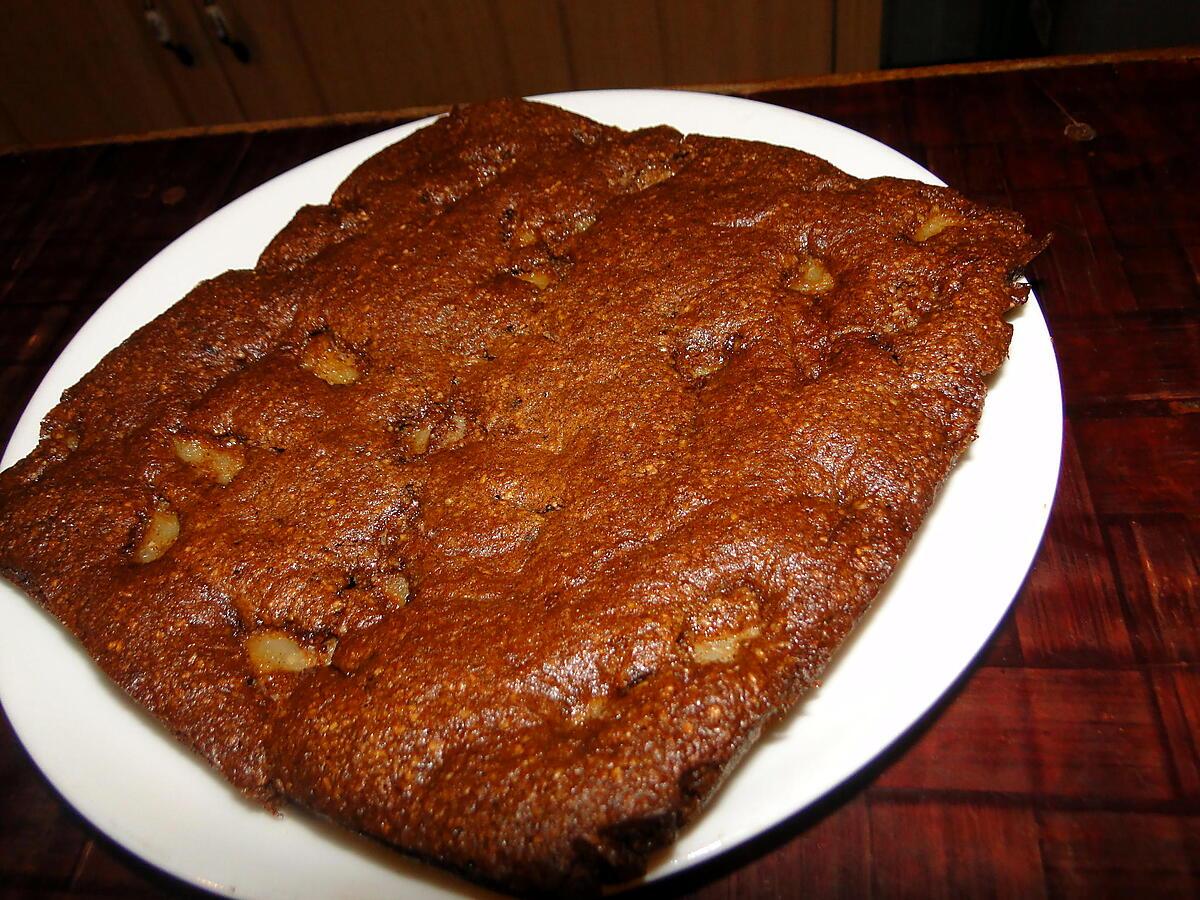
left=0, top=90, right=1062, bottom=898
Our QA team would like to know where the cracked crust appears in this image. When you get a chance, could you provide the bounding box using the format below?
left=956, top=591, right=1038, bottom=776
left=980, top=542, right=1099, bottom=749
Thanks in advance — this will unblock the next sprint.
left=0, top=99, right=1042, bottom=895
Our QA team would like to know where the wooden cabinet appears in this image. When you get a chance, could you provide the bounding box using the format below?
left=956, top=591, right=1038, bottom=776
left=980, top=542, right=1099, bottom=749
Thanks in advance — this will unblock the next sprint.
left=0, top=1, right=236, bottom=146
left=0, top=0, right=882, bottom=151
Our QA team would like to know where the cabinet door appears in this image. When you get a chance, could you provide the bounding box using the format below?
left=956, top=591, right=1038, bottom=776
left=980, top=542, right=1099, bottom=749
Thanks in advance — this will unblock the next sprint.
left=281, top=0, right=871, bottom=112
left=836, top=0, right=883, bottom=72
left=180, top=0, right=328, bottom=122
left=284, top=0, right=521, bottom=113
left=0, top=0, right=883, bottom=151
left=0, top=0, right=242, bottom=149
left=120, top=0, right=245, bottom=128
left=650, top=0, right=837, bottom=86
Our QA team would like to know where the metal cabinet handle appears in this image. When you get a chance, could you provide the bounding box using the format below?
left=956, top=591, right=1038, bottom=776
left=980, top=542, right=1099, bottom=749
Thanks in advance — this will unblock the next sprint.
left=202, top=1, right=251, bottom=64
left=143, top=1, right=195, bottom=67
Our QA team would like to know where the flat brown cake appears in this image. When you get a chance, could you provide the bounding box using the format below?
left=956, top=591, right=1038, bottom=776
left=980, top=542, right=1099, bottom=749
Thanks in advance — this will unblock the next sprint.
left=0, top=99, right=1041, bottom=895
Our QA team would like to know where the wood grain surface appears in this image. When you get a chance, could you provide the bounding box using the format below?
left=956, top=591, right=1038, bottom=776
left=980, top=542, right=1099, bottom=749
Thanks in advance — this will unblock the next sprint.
left=0, top=0, right=880, bottom=151
left=0, top=54, right=1197, bottom=898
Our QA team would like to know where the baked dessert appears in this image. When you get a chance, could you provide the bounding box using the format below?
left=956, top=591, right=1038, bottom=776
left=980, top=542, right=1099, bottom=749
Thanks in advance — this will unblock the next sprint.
left=0, top=98, right=1042, bottom=895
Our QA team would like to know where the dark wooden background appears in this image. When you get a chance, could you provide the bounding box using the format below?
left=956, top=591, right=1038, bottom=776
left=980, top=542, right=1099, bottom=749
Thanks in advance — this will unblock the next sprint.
left=0, top=0, right=883, bottom=152
left=1, top=49, right=1198, bottom=898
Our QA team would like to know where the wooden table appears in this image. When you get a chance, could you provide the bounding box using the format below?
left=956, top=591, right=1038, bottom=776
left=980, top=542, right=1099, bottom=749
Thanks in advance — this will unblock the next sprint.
left=2, top=50, right=1197, bottom=898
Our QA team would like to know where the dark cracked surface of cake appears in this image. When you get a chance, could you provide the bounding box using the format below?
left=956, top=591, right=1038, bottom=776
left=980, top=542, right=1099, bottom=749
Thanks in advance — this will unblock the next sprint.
left=0, top=98, right=1041, bottom=895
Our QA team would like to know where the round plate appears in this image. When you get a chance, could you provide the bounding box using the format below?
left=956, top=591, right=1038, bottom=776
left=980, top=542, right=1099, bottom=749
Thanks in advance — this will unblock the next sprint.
left=0, top=90, right=1062, bottom=899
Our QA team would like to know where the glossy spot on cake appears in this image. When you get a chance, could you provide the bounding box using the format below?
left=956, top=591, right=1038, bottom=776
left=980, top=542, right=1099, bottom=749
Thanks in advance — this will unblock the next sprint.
left=632, top=165, right=674, bottom=191
left=245, top=630, right=325, bottom=674
left=682, top=353, right=725, bottom=379
left=490, top=466, right=567, bottom=516
left=913, top=206, right=957, bottom=242
left=379, top=572, right=411, bottom=607
left=514, top=225, right=538, bottom=247
left=673, top=332, right=740, bottom=381
left=681, top=583, right=763, bottom=659
left=57, top=427, right=81, bottom=451
left=569, top=696, right=610, bottom=726
left=691, top=626, right=761, bottom=664
left=134, top=504, right=179, bottom=564
left=785, top=257, right=835, bottom=294
left=406, top=423, right=432, bottom=455
left=442, top=414, right=469, bottom=448
left=301, top=332, right=361, bottom=385
left=389, top=415, right=446, bottom=459
left=172, top=435, right=245, bottom=485
left=514, top=270, right=551, bottom=289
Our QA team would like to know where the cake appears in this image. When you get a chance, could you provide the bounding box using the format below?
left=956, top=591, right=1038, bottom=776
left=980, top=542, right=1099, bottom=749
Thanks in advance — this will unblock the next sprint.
left=0, top=98, right=1042, bottom=895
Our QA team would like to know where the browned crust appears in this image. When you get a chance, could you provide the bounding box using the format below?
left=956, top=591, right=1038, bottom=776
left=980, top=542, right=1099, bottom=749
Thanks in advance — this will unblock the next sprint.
left=0, top=98, right=1041, bottom=895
